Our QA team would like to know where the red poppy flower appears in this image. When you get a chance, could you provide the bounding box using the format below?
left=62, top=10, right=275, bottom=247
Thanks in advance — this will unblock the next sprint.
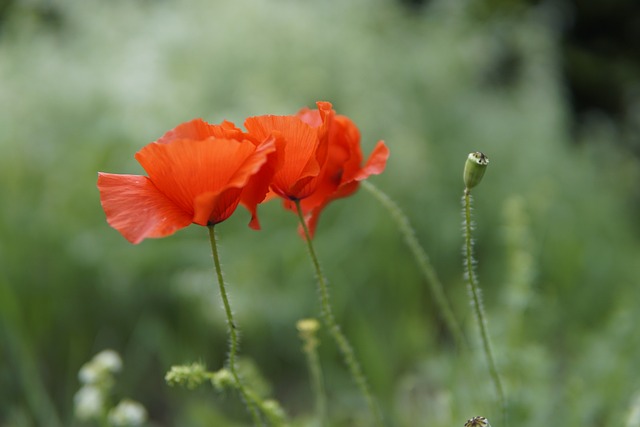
left=246, top=101, right=389, bottom=238
left=97, top=119, right=276, bottom=244
left=290, top=108, right=389, bottom=238
left=244, top=101, right=335, bottom=201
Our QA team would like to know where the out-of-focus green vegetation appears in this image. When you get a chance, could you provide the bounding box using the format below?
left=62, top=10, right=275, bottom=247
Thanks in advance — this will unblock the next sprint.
left=1, top=0, right=639, bottom=426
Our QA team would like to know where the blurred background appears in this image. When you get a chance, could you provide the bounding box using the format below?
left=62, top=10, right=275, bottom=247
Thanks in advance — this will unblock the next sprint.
left=1, top=0, right=639, bottom=425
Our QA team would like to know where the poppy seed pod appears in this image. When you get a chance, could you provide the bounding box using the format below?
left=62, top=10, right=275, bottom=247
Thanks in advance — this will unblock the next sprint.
left=463, top=152, right=489, bottom=191
left=464, top=416, right=491, bottom=427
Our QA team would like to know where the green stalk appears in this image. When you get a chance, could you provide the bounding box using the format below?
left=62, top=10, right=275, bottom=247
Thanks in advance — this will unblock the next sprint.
left=207, top=225, right=263, bottom=426
left=361, top=181, right=466, bottom=349
left=294, top=201, right=383, bottom=426
left=307, top=342, right=326, bottom=426
left=297, top=319, right=326, bottom=426
left=462, top=191, right=506, bottom=425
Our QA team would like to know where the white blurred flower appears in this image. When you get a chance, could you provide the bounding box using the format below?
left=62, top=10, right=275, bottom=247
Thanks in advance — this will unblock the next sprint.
left=93, top=349, right=123, bottom=373
left=79, top=349, right=123, bottom=385
left=108, top=399, right=148, bottom=426
left=78, top=362, right=100, bottom=384
left=627, top=392, right=640, bottom=427
left=74, top=385, right=104, bottom=420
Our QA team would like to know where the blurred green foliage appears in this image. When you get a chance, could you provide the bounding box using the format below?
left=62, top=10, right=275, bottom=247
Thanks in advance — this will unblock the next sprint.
left=1, top=0, right=639, bottom=426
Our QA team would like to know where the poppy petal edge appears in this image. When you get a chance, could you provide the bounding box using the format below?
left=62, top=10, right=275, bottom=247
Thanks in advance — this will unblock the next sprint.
left=97, top=172, right=192, bottom=244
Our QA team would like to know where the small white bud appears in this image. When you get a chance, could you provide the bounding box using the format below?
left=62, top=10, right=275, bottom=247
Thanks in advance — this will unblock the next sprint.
left=108, top=399, right=148, bottom=426
left=78, top=362, right=100, bottom=385
left=79, top=349, right=122, bottom=385
left=74, top=385, right=104, bottom=420
left=93, top=349, right=123, bottom=373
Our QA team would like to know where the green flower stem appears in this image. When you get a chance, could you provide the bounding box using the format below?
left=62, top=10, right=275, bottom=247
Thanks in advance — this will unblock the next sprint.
left=361, top=181, right=467, bottom=349
left=307, top=344, right=326, bottom=426
left=297, top=319, right=326, bottom=426
left=207, top=225, right=263, bottom=426
left=462, top=191, right=506, bottom=424
left=294, top=200, right=383, bottom=427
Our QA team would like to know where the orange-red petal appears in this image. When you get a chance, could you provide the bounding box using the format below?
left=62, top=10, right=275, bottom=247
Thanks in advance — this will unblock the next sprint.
left=292, top=141, right=389, bottom=239
left=193, top=188, right=243, bottom=225
left=156, top=118, right=249, bottom=144
left=240, top=137, right=278, bottom=229
left=243, top=101, right=335, bottom=200
left=355, top=141, right=389, bottom=181
left=134, top=137, right=272, bottom=225
left=244, top=115, right=322, bottom=199
left=97, top=172, right=192, bottom=244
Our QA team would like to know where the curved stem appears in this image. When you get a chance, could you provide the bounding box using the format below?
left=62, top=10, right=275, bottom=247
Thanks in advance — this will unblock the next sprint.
left=462, top=191, right=506, bottom=425
left=207, top=225, right=262, bottom=426
left=294, top=201, right=383, bottom=426
left=361, top=181, right=467, bottom=349
left=307, top=345, right=326, bottom=426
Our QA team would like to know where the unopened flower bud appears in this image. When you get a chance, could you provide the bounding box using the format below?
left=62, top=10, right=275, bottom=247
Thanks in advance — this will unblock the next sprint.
left=211, top=368, right=234, bottom=390
left=464, top=415, right=491, bottom=427
left=463, top=152, right=489, bottom=191
left=296, top=318, right=320, bottom=334
left=262, top=399, right=287, bottom=422
left=165, top=362, right=208, bottom=389
left=297, top=318, right=321, bottom=352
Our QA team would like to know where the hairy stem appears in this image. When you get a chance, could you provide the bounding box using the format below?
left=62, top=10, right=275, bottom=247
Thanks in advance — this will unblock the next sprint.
left=294, top=201, right=383, bottom=426
left=207, top=225, right=263, bottom=426
left=308, top=345, right=326, bottom=426
left=298, top=319, right=327, bottom=426
left=362, top=181, right=466, bottom=349
left=462, top=191, right=506, bottom=425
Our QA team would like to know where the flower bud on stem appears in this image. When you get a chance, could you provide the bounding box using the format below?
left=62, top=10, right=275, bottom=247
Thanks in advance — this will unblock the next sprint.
left=464, top=415, right=492, bottom=427
left=464, top=152, right=489, bottom=194
left=461, top=153, right=506, bottom=425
